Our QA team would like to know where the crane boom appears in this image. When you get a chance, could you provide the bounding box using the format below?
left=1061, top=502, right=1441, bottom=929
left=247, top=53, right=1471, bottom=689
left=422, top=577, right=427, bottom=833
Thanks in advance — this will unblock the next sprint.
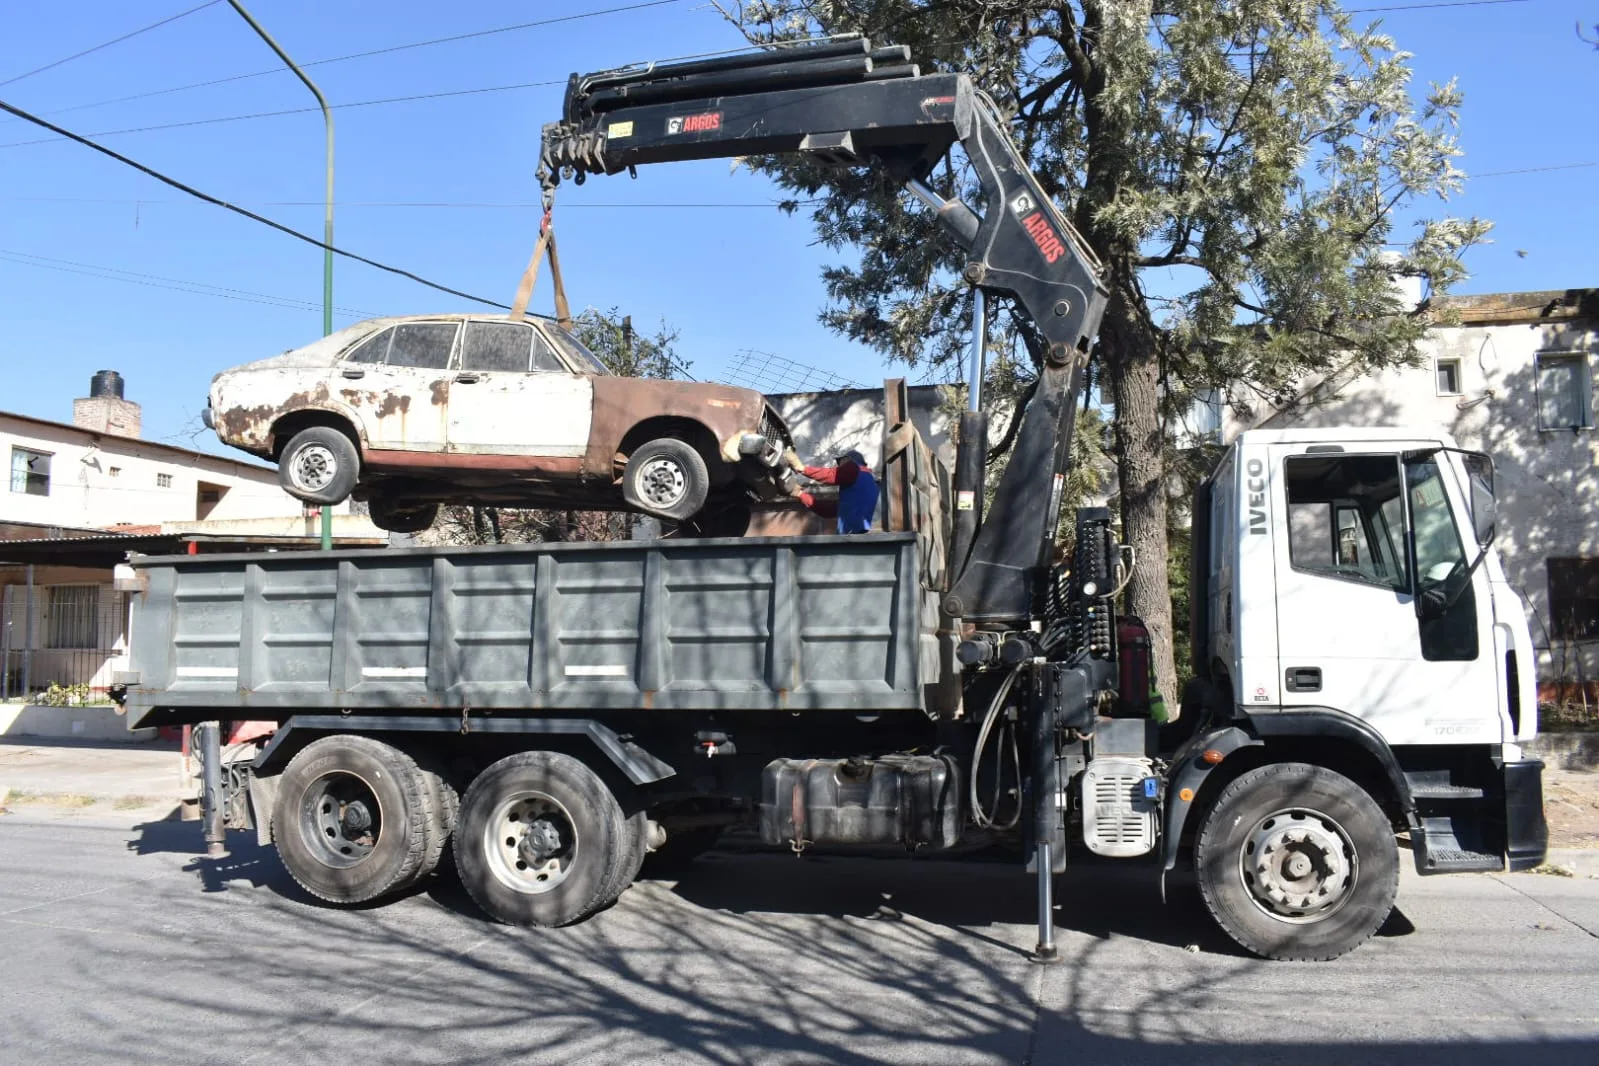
left=538, top=39, right=1110, bottom=626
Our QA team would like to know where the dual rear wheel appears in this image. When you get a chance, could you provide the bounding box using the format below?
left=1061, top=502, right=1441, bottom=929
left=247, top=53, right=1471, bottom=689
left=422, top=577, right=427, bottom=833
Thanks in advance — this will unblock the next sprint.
left=272, top=738, right=645, bottom=926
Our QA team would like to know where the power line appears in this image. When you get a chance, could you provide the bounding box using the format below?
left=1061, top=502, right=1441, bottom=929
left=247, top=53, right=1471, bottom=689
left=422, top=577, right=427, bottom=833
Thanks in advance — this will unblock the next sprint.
left=1344, top=0, right=1529, bottom=10
left=0, top=97, right=513, bottom=311
left=1472, top=161, right=1598, bottom=178
left=35, top=0, right=687, bottom=120
left=0, top=248, right=380, bottom=317
left=0, top=1, right=222, bottom=89
left=2, top=195, right=803, bottom=210
left=0, top=81, right=564, bottom=149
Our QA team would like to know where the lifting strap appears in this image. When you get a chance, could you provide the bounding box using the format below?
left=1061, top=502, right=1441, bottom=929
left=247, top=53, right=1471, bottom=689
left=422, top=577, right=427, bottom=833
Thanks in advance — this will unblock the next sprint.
left=509, top=208, right=572, bottom=328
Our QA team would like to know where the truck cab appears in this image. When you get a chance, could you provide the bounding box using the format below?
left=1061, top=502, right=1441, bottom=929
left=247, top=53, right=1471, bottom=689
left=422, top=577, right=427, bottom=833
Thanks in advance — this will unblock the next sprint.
left=1184, top=428, right=1545, bottom=884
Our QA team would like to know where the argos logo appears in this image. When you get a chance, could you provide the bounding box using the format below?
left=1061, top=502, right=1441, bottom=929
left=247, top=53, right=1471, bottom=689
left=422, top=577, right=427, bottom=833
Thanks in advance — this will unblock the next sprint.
left=667, top=111, right=722, bottom=135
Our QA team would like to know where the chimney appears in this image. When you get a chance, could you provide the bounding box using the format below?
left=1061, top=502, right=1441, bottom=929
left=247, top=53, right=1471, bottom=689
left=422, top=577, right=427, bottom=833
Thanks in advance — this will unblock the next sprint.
left=73, top=370, right=142, bottom=439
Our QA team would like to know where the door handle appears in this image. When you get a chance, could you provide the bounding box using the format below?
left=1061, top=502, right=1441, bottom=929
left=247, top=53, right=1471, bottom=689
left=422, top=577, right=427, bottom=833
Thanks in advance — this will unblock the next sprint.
left=454, top=373, right=480, bottom=384
left=1285, top=667, right=1322, bottom=693
left=340, top=368, right=365, bottom=379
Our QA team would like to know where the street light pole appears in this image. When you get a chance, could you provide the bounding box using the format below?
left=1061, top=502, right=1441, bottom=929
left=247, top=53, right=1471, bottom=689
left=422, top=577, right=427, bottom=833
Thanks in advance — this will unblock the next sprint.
left=226, top=0, right=336, bottom=549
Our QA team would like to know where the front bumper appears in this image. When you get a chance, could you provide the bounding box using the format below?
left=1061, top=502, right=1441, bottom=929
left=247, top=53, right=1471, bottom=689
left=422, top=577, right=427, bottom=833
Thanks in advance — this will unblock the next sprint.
left=201, top=405, right=215, bottom=431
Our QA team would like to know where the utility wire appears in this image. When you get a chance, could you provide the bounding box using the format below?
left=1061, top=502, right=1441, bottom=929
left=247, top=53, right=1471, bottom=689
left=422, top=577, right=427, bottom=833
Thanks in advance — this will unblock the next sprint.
left=0, top=248, right=380, bottom=317
left=36, top=0, right=686, bottom=119
left=0, top=81, right=564, bottom=149
left=1344, top=0, right=1528, bottom=10
left=2, top=195, right=806, bottom=209
left=0, top=97, right=512, bottom=310
left=1472, top=161, right=1598, bottom=177
left=0, top=1, right=222, bottom=89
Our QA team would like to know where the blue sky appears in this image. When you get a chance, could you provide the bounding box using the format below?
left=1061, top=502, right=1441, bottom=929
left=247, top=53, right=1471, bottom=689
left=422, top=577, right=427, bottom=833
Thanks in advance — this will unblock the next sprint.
left=1, top=0, right=1594, bottom=454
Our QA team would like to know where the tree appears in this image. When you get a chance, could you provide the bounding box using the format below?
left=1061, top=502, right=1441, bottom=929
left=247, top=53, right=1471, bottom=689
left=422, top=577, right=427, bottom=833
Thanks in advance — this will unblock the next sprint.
left=433, top=308, right=687, bottom=546
left=726, top=0, right=1487, bottom=701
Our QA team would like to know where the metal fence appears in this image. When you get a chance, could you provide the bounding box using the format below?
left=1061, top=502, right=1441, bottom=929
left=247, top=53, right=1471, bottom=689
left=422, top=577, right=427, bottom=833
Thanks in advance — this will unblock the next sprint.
left=0, top=582, right=130, bottom=700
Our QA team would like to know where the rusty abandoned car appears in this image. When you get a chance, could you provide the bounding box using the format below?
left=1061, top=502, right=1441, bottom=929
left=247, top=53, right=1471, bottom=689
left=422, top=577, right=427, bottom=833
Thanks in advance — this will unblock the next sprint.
left=203, top=314, right=796, bottom=532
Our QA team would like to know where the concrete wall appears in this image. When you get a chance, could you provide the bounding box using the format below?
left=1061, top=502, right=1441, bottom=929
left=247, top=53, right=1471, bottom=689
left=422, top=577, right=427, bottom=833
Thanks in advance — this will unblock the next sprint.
left=770, top=383, right=959, bottom=471
left=2, top=412, right=325, bottom=529
left=1222, top=298, right=1598, bottom=687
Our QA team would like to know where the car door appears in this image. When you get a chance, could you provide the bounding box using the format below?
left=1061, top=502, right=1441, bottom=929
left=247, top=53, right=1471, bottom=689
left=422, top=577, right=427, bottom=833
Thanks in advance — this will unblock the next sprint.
left=445, top=320, right=593, bottom=458
left=336, top=321, right=456, bottom=450
left=1269, top=443, right=1503, bottom=745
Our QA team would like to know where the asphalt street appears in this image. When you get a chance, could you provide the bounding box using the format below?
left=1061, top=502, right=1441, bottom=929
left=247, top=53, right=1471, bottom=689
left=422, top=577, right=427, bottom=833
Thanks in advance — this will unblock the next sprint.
left=1, top=806, right=1597, bottom=1066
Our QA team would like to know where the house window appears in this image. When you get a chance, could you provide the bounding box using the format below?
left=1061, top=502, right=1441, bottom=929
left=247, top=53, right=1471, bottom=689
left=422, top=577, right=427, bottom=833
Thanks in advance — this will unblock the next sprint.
left=1534, top=352, right=1593, bottom=431
left=1548, top=558, right=1599, bottom=640
left=157, top=472, right=174, bottom=488
left=45, top=585, right=99, bottom=650
left=1435, top=357, right=1462, bottom=396
left=9, top=447, right=51, bottom=495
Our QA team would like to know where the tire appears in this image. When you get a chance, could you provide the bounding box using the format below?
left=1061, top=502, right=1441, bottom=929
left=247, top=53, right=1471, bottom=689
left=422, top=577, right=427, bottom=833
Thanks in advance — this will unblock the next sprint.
left=272, top=735, right=433, bottom=904
left=454, top=751, right=628, bottom=927
left=1195, top=762, right=1399, bottom=961
left=623, top=437, right=709, bottom=522
left=368, top=497, right=439, bottom=534
left=278, top=425, right=360, bottom=505
left=412, top=758, right=460, bottom=885
left=597, top=810, right=650, bottom=908
left=641, top=825, right=722, bottom=875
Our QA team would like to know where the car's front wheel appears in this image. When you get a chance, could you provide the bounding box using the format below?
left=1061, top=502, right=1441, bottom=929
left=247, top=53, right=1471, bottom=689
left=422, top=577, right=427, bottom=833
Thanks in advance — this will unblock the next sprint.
left=622, top=437, right=709, bottom=521
left=367, top=497, right=439, bottom=534
left=278, top=426, right=360, bottom=505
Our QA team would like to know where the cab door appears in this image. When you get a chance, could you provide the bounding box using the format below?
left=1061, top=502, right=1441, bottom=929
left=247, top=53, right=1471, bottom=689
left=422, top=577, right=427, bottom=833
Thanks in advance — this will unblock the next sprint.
left=444, top=320, right=592, bottom=458
left=1268, top=444, right=1502, bottom=745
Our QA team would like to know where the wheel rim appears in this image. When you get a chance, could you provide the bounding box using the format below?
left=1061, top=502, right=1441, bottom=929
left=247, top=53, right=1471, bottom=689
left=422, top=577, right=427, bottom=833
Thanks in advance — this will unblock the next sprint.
left=482, top=790, right=578, bottom=895
left=289, top=443, right=339, bottom=494
left=299, top=771, right=383, bottom=869
left=635, top=455, right=688, bottom=510
left=1238, top=807, right=1358, bottom=923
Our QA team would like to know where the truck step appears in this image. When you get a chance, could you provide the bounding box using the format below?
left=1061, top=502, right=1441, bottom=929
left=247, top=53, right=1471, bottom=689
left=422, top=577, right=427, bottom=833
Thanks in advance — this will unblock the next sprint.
left=1417, top=847, right=1503, bottom=873
left=1408, top=783, right=1486, bottom=801
left=1404, top=770, right=1486, bottom=802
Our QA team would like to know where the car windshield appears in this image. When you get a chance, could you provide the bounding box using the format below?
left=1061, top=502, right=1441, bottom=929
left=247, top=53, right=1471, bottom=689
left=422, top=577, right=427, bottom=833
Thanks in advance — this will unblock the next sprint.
left=546, top=326, right=610, bottom=375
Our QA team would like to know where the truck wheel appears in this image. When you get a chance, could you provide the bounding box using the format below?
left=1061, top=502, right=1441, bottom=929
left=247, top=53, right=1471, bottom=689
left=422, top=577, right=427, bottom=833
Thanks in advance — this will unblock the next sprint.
left=278, top=426, right=360, bottom=505
left=412, top=760, right=460, bottom=884
left=367, top=497, right=439, bottom=534
left=272, top=735, right=432, bottom=904
left=1195, top=762, right=1398, bottom=961
left=454, top=751, right=627, bottom=927
left=623, top=438, right=709, bottom=521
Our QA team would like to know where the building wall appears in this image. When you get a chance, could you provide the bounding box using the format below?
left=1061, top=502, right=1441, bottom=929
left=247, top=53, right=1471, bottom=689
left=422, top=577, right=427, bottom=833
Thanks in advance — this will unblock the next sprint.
left=1222, top=303, right=1598, bottom=689
left=0, top=565, right=126, bottom=695
left=2, top=413, right=312, bottom=529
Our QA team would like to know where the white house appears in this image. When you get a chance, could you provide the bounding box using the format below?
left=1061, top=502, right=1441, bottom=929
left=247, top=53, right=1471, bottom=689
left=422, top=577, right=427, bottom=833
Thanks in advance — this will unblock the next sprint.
left=1221, top=289, right=1598, bottom=697
left=1, top=372, right=381, bottom=699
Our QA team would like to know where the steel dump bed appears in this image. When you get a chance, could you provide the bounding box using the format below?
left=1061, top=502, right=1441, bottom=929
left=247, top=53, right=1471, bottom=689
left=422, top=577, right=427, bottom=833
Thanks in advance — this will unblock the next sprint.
left=123, top=534, right=933, bottom=728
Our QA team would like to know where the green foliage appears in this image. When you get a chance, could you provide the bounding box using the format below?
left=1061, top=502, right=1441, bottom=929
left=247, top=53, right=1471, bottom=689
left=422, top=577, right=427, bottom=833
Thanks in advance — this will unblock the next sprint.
left=35, top=682, right=102, bottom=707
left=570, top=306, right=686, bottom=379
left=728, top=0, right=1489, bottom=404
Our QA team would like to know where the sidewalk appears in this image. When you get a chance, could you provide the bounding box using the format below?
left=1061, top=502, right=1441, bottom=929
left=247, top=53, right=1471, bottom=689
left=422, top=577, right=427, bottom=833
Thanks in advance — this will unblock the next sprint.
left=0, top=736, right=187, bottom=817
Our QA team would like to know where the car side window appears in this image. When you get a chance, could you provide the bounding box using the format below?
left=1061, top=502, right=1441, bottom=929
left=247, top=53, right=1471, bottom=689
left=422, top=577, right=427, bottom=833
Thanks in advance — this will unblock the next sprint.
left=386, top=323, right=458, bottom=369
left=345, top=328, right=392, bottom=363
left=460, top=321, right=532, bottom=372
left=530, top=331, right=566, bottom=373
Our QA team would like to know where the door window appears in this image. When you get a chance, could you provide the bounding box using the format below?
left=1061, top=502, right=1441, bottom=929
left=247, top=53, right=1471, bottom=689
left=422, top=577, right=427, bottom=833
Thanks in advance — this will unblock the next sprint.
left=460, top=322, right=534, bottom=372
left=344, top=328, right=392, bottom=363
left=386, top=323, right=459, bottom=369
left=1284, top=455, right=1404, bottom=589
left=1405, top=454, right=1477, bottom=661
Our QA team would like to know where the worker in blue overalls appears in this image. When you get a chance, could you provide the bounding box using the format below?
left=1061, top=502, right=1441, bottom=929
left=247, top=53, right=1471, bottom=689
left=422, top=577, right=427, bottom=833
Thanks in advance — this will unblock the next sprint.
left=787, top=448, right=880, bottom=534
